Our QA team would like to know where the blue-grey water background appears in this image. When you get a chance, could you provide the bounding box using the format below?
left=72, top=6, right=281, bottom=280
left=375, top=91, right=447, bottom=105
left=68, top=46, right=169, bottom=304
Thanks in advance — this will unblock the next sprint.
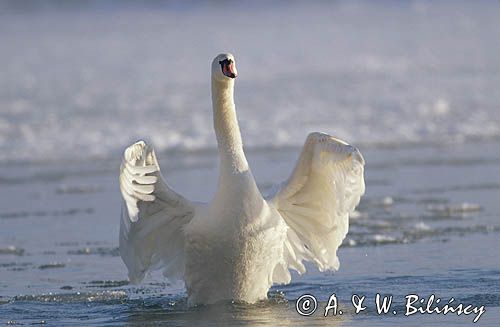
left=1, top=1, right=499, bottom=325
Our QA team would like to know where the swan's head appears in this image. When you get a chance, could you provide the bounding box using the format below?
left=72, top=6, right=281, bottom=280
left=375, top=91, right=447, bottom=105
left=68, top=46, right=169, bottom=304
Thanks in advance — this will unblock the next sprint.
left=211, top=53, right=237, bottom=82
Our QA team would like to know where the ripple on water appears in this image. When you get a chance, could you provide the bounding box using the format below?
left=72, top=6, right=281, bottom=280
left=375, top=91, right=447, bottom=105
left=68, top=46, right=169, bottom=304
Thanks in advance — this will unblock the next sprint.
left=461, top=294, right=500, bottom=307
left=357, top=196, right=395, bottom=210
left=0, top=262, right=33, bottom=271
left=415, top=182, right=500, bottom=195
left=13, top=291, right=128, bottom=303
left=84, top=280, right=130, bottom=288
left=55, top=184, right=103, bottom=194
left=344, top=221, right=500, bottom=248
left=0, top=208, right=94, bottom=220
left=38, top=263, right=66, bottom=270
left=404, top=225, right=500, bottom=241
left=67, top=247, right=120, bottom=256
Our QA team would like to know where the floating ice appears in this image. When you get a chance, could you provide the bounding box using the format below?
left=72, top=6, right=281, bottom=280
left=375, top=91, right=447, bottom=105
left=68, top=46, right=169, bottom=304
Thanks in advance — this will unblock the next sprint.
left=1, top=2, right=500, bottom=163
left=381, top=197, right=394, bottom=206
left=426, top=202, right=482, bottom=215
left=372, top=234, right=398, bottom=244
left=0, top=246, right=25, bottom=256
left=414, top=222, right=432, bottom=231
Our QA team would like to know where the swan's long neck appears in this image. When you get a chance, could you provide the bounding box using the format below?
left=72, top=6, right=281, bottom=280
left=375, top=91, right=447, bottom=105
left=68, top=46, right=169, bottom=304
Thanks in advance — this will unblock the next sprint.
left=212, top=78, right=248, bottom=173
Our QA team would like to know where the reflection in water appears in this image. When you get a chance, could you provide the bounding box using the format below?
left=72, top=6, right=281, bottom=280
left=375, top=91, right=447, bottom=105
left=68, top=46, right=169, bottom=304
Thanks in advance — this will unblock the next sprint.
left=122, top=298, right=349, bottom=327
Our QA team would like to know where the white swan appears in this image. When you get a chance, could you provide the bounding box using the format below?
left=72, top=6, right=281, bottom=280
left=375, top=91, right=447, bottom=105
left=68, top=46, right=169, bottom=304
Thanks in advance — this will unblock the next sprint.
left=119, top=53, right=365, bottom=306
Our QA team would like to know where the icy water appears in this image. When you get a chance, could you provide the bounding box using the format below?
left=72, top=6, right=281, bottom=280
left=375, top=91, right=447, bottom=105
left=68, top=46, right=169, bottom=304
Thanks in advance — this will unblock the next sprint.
left=1, top=1, right=500, bottom=161
left=1, top=0, right=500, bottom=325
left=1, top=141, right=500, bottom=325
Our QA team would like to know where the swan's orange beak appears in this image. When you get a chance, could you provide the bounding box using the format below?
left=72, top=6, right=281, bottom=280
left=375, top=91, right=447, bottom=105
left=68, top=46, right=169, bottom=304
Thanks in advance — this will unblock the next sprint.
left=219, top=59, right=237, bottom=79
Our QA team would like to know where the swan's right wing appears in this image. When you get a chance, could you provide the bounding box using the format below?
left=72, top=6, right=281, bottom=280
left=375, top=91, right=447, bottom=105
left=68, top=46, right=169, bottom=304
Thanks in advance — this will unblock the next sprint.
left=119, top=141, right=196, bottom=283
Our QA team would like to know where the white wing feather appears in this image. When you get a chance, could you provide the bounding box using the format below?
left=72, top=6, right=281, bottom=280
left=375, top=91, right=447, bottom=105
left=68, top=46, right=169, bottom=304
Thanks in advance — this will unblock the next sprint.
left=119, top=141, right=196, bottom=283
left=268, top=132, right=365, bottom=283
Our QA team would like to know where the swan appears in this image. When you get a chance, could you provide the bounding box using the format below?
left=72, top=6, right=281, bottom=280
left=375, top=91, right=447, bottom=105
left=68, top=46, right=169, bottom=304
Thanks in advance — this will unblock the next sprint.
left=119, top=53, right=365, bottom=306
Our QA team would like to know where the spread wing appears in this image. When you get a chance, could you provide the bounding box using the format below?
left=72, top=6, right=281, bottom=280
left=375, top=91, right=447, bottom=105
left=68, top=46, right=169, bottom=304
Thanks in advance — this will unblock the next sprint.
left=119, top=141, right=197, bottom=283
left=268, top=132, right=365, bottom=284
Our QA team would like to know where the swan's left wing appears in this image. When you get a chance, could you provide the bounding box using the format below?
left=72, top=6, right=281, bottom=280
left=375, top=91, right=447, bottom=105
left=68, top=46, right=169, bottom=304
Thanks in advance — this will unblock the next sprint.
left=267, top=132, right=365, bottom=283
left=119, top=141, right=198, bottom=283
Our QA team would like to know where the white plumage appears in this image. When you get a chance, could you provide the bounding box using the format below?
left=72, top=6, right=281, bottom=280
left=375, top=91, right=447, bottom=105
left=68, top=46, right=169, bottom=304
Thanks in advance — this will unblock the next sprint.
left=119, top=53, right=365, bottom=305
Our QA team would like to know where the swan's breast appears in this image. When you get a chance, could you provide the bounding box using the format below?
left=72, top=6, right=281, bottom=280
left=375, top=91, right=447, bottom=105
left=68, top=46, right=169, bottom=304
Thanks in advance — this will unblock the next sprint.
left=183, top=201, right=287, bottom=304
